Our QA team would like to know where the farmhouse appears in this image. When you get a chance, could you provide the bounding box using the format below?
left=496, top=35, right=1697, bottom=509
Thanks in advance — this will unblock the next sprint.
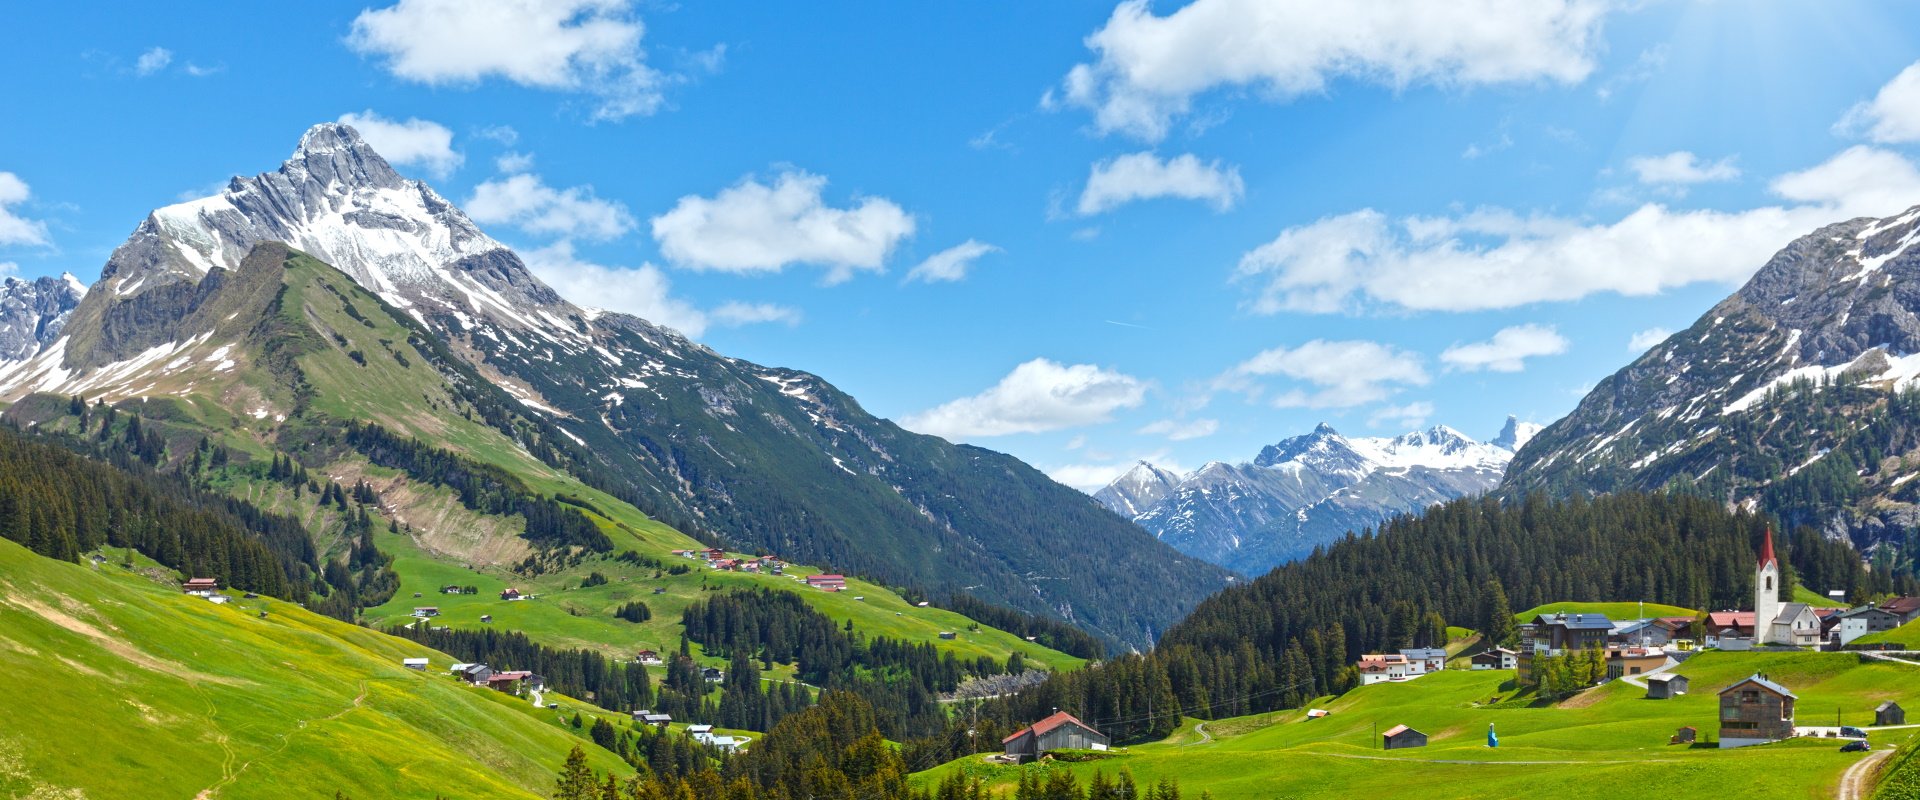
left=1001, top=710, right=1108, bottom=763
left=411, top=607, right=439, bottom=618
left=1645, top=673, right=1689, bottom=699
left=805, top=574, right=847, bottom=592
left=1470, top=647, right=1518, bottom=670
left=1718, top=674, right=1796, bottom=748
left=1356, top=654, right=1422, bottom=685
left=487, top=671, right=544, bottom=696
left=1707, top=611, right=1757, bottom=641
left=636, top=650, right=663, bottom=666
left=440, top=585, right=465, bottom=594
left=1400, top=648, right=1446, bottom=673
left=1522, top=613, right=1613, bottom=653
left=182, top=578, right=219, bottom=596
left=1878, top=701, right=1906, bottom=726
left=1381, top=725, right=1427, bottom=750
left=460, top=664, right=494, bottom=684
left=632, top=710, right=672, bottom=727
left=402, top=657, right=429, bottom=670
left=1884, top=596, right=1920, bottom=623
left=500, top=588, right=522, bottom=601
left=701, top=548, right=726, bottom=561
left=1836, top=605, right=1907, bottom=646
left=702, top=667, right=725, bottom=683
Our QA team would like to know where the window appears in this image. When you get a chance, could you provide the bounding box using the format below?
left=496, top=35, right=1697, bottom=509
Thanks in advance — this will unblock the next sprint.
left=1766, top=576, right=1773, bottom=591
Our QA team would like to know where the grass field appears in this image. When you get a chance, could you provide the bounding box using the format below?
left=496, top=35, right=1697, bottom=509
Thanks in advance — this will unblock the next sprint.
left=1516, top=601, right=1698, bottom=621
left=1856, top=616, right=1920, bottom=647
left=916, top=649, right=1920, bottom=799
left=0, top=537, right=640, bottom=800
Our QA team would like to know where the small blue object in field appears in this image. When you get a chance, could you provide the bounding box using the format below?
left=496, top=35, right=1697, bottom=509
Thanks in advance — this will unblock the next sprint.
left=1487, top=723, right=1498, bottom=748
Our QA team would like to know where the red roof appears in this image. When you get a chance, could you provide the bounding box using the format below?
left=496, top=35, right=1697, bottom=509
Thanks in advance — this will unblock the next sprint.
left=1883, top=597, right=1920, bottom=616
left=1001, top=710, right=1098, bottom=744
left=1708, top=611, right=1755, bottom=629
left=808, top=574, right=845, bottom=582
left=1758, top=527, right=1778, bottom=569
left=183, top=578, right=218, bottom=588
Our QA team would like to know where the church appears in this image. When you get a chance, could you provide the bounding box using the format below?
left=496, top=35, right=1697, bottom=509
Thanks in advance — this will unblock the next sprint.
left=1752, top=528, right=1822, bottom=647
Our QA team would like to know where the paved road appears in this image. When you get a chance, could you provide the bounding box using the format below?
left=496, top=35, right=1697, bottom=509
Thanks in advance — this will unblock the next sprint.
left=1188, top=721, right=1213, bottom=746
left=1618, top=657, right=1682, bottom=689
left=1837, top=747, right=1892, bottom=800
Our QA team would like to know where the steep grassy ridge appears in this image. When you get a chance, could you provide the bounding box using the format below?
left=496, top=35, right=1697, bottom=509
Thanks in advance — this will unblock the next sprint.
left=0, top=537, right=631, bottom=800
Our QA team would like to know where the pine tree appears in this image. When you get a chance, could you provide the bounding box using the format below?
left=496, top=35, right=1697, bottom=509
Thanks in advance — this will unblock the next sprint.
left=554, top=745, right=598, bottom=800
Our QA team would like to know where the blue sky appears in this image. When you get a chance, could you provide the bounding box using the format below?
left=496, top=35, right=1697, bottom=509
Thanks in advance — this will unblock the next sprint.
left=7, top=1, right=1920, bottom=490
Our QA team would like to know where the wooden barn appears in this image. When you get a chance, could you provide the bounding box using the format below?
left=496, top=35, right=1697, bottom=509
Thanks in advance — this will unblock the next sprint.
left=1672, top=726, right=1697, bottom=744
left=1645, top=673, right=1689, bottom=699
left=1878, top=701, right=1905, bottom=727
left=1381, top=725, right=1427, bottom=750
left=1002, top=711, right=1108, bottom=763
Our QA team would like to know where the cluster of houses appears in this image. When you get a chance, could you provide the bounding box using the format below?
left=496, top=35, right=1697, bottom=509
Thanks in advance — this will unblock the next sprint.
left=672, top=548, right=786, bottom=576
left=442, top=662, right=545, bottom=696
left=628, top=713, right=749, bottom=752
left=1355, top=648, right=1447, bottom=685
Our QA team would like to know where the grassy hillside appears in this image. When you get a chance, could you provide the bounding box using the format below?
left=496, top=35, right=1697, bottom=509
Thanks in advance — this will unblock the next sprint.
left=0, top=536, right=632, bottom=800
left=918, top=650, right=1920, bottom=799
left=1516, top=601, right=1698, bottom=621
left=7, top=248, right=1082, bottom=686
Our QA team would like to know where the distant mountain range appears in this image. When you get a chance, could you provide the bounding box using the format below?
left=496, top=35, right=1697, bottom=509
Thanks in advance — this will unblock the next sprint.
left=0, top=123, right=1229, bottom=649
left=1096, top=418, right=1538, bottom=574
left=1502, top=204, right=1920, bottom=566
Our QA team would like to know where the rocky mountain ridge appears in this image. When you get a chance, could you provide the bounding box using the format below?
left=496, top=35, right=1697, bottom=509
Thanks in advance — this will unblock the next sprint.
left=1098, top=420, right=1522, bottom=575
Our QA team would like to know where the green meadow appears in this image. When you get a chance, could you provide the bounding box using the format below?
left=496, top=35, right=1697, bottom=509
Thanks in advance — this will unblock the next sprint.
left=0, top=536, right=644, bottom=800
left=917, top=650, right=1920, bottom=799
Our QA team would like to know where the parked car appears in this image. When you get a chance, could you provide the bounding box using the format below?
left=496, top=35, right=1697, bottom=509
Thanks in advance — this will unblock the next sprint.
left=1841, top=740, right=1871, bottom=753
left=1841, top=726, right=1869, bottom=739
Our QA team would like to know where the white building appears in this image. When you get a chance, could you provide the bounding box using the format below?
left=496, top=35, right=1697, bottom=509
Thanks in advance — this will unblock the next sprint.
left=1754, top=528, right=1788, bottom=645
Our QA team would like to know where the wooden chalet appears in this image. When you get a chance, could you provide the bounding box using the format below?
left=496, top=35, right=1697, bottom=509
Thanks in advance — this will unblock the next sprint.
left=500, top=588, right=523, bottom=600
left=182, top=578, right=219, bottom=595
left=1718, top=674, right=1795, bottom=748
left=1001, top=711, right=1107, bottom=763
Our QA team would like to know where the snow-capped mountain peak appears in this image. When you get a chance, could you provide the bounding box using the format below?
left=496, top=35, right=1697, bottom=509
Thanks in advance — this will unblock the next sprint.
left=1491, top=415, right=1543, bottom=451
left=1097, top=418, right=1519, bottom=574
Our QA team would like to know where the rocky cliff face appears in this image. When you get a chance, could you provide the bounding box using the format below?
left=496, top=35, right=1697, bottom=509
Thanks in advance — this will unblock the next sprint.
left=1501, top=205, right=1920, bottom=557
left=0, top=274, right=83, bottom=361
left=1099, top=423, right=1515, bottom=575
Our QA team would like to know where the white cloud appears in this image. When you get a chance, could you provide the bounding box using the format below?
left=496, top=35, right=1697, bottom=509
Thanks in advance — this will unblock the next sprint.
left=1440, top=324, right=1569, bottom=372
left=1236, top=146, right=1920, bottom=314
left=521, top=241, right=708, bottom=335
left=650, top=170, right=915, bottom=283
left=1061, top=0, right=1614, bottom=140
left=710, top=301, right=801, bottom=327
left=1077, top=152, right=1242, bottom=215
left=337, top=110, right=463, bottom=179
left=1628, top=327, right=1671, bottom=352
left=467, top=172, right=634, bottom=240
left=1368, top=401, right=1433, bottom=430
left=347, top=0, right=663, bottom=120
left=0, top=173, right=50, bottom=247
left=183, top=63, right=223, bottom=77
left=135, top=47, right=172, bottom=76
left=1837, top=61, right=1920, bottom=144
left=1225, top=339, right=1427, bottom=408
left=495, top=152, right=536, bottom=173
left=1628, top=151, right=1739, bottom=185
left=1137, top=417, right=1218, bottom=441
left=901, top=358, right=1149, bottom=440
left=475, top=125, right=519, bottom=145
left=906, top=239, right=1000, bottom=283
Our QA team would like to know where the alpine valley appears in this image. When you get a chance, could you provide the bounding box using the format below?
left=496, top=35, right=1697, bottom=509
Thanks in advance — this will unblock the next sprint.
left=0, top=124, right=1228, bottom=651
left=1095, top=418, right=1537, bottom=574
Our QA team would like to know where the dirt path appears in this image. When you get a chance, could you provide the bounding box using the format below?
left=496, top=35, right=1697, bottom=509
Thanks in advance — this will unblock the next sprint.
left=1837, top=747, right=1892, bottom=800
left=192, top=682, right=369, bottom=800
left=1189, top=722, right=1213, bottom=746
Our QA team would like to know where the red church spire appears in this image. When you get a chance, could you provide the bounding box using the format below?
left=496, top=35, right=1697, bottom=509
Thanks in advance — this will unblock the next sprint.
left=1758, top=526, right=1777, bottom=570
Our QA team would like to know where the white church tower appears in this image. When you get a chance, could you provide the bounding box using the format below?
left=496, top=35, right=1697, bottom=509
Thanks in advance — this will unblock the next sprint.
left=1755, top=527, right=1783, bottom=644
